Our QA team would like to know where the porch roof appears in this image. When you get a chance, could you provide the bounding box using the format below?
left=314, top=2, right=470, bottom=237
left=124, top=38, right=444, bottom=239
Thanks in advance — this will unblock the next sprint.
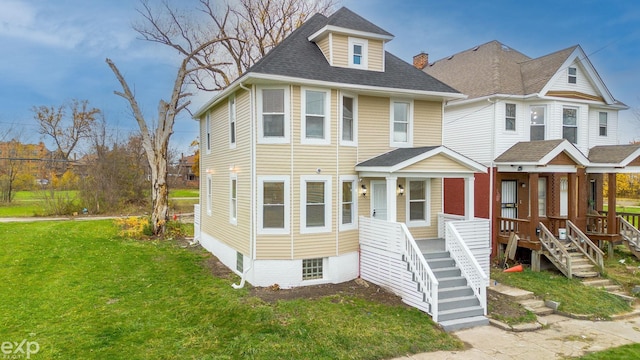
left=587, top=144, right=640, bottom=173
left=354, top=146, right=486, bottom=177
left=494, top=139, right=589, bottom=172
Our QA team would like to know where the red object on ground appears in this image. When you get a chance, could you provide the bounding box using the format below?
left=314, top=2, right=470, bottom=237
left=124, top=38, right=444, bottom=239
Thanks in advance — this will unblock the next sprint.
left=503, top=264, right=523, bottom=273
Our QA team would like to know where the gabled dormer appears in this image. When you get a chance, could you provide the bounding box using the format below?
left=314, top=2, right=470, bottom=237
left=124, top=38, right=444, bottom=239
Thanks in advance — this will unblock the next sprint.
left=307, top=7, right=393, bottom=72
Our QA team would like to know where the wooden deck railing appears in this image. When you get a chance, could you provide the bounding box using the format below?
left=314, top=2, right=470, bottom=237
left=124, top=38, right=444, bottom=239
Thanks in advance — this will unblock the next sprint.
left=586, top=214, right=608, bottom=234
left=497, top=217, right=531, bottom=239
left=547, top=216, right=567, bottom=235
left=619, top=216, right=640, bottom=250
left=566, top=220, right=604, bottom=270
left=602, top=211, right=640, bottom=228
left=538, top=223, right=573, bottom=278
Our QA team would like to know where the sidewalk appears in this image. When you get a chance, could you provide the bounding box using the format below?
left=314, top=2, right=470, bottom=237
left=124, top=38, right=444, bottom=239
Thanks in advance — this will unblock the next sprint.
left=392, top=283, right=640, bottom=360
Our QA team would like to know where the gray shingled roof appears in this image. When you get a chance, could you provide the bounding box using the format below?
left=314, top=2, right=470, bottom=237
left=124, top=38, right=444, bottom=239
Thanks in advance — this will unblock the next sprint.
left=247, top=8, right=459, bottom=94
left=424, top=40, right=579, bottom=99
left=325, top=7, right=393, bottom=37
left=494, top=140, right=566, bottom=163
left=589, top=144, right=640, bottom=164
left=356, top=146, right=440, bottom=167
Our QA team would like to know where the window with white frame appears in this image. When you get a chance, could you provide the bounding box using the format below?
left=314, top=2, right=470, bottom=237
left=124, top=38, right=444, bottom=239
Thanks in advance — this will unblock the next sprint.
left=258, top=87, right=289, bottom=143
left=530, top=105, right=545, bottom=141
left=301, top=88, right=330, bottom=144
left=407, top=180, right=430, bottom=226
left=205, top=113, right=211, bottom=154
left=505, top=103, right=516, bottom=131
left=568, top=67, right=577, bottom=84
left=599, top=112, right=608, bottom=136
left=206, top=174, right=213, bottom=216
left=300, top=175, right=332, bottom=233
left=391, top=100, right=411, bottom=146
left=341, top=95, right=357, bottom=145
left=258, top=176, right=290, bottom=234
left=562, top=107, right=578, bottom=144
left=229, top=95, right=236, bottom=148
left=339, top=176, right=358, bottom=231
left=538, top=177, right=547, bottom=217
left=348, top=37, right=368, bottom=69
left=302, top=258, right=324, bottom=280
left=230, top=174, right=237, bottom=225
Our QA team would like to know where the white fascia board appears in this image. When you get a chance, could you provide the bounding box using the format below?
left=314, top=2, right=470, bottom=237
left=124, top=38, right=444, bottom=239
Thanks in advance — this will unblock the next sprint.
left=619, top=149, right=640, bottom=167
left=538, top=142, right=589, bottom=166
left=586, top=166, right=624, bottom=174
left=308, top=25, right=394, bottom=42
left=445, top=94, right=526, bottom=107
left=496, top=164, right=580, bottom=173
left=247, top=73, right=467, bottom=101
left=192, top=74, right=251, bottom=119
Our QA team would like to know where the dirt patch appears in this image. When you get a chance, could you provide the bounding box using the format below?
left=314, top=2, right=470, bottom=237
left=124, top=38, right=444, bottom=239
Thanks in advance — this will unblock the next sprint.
left=487, top=291, right=532, bottom=321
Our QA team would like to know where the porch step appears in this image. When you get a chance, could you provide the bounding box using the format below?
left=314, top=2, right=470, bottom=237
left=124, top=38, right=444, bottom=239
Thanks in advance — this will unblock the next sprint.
left=518, top=298, right=554, bottom=316
left=439, top=295, right=479, bottom=311
left=439, top=315, right=489, bottom=332
left=438, top=305, right=485, bottom=322
left=438, top=276, right=468, bottom=288
left=432, top=266, right=461, bottom=279
left=439, top=285, right=474, bottom=300
left=422, top=250, right=450, bottom=259
left=581, top=278, right=634, bottom=302
left=573, top=271, right=600, bottom=278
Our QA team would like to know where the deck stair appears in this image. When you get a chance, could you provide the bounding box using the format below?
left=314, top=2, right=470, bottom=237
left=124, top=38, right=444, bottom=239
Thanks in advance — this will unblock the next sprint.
left=419, top=239, right=488, bottom=332
left=619, top=216, right=640, bottom=259
left=538, top=222, right=603, bottom=279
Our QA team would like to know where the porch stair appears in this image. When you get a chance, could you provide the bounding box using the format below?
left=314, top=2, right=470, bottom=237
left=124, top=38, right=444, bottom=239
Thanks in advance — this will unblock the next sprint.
left=538, top=222, right=603, bottom=279
left=581, top=278, right=635, bottom=303
left=420, top=240, right=488, bottom=332
left=619, top=217, right=640, bottom=260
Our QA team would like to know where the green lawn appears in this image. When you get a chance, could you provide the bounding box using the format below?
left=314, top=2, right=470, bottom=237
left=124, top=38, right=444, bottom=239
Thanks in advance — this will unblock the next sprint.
left=0, top=220, right=461, bottom=359
left=169, top=189, right=199, bottom=198
left=577, top=343, right=640, bottom=359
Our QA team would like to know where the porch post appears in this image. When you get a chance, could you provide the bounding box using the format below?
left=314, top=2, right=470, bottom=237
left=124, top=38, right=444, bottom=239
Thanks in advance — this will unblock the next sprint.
left=568, top=172, right=577, bottom=223
left=608, top=173, right=617, bottom=235
left=529, top=172, right=539, bottom=240
left=464, top=176, right=475, bottom=220
left=386, top=176, right=397, bottom=222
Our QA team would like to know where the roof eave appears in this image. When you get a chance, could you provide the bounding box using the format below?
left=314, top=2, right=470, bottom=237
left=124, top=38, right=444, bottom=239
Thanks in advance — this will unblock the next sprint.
left=308, top=25, right=394, bottom=42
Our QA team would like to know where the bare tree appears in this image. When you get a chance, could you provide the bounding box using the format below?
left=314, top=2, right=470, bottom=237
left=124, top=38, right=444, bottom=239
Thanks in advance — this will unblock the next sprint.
left=107, top=0, right=334, bottom=235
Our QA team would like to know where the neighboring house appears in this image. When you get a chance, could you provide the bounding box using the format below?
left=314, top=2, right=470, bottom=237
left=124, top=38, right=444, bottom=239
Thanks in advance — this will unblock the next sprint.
left=176, top=154, right=198, bottom=183
left=421, top=41, right=635, bottom=275
left=194, top=7, right=491, bottom=330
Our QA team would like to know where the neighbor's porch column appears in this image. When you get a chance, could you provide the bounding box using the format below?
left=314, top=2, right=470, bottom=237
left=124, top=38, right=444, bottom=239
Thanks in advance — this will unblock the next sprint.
left=568, top=172, right=577, bottom=223
left=576, top=167, right=588, bottom=230
left=386, top=176, right=398, bottom=222
left=529, top=172, right=539, bottom=240
left=608, top=173, right=617, bottom=235
left=464, top=176, right=475, bottom=220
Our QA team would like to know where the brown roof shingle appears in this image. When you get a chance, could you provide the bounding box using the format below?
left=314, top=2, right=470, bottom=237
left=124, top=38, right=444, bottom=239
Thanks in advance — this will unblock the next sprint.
left=494, top=139, right=565, bottom=163
left=589, top=144, right=640, bottom=164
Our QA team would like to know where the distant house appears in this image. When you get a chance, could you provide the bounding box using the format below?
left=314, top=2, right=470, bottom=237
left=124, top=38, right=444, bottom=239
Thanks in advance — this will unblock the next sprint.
left=193, top=7, right=491, bottom=330
left=0, top=141, right=49, bottom=183
left=176, top=154, right=198, bottom=183
left=421, top=41, right=636, bottom=276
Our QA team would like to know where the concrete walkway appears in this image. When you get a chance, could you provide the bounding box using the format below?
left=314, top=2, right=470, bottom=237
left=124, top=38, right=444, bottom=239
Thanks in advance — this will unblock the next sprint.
left=392, top=283, right=640, bottom=360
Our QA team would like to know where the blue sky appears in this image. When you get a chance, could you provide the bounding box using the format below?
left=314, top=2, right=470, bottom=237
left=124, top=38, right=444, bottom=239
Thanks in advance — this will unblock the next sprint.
left=1, top=0, right=639, bottom=154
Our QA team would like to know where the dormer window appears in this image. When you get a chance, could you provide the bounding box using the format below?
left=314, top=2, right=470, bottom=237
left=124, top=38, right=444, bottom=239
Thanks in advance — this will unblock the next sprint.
left=568, top=67, right=577, bottom=84
left=348, top=37, right=368, bottom=69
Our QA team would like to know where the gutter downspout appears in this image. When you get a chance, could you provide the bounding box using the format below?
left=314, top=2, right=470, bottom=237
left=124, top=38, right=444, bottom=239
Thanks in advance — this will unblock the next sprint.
left=488, top=97, right=496, bottom=255
left=233, top=81, right=254, bottom=289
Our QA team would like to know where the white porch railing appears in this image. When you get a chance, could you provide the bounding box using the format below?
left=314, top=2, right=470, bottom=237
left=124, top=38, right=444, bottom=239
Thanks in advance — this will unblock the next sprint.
left=359, top=216, right=439, bottom=321
left=438, top=213, right=466, bottom=238
left=445, top=221, right=489, bottom=314
left=194, top=204, right=201, bottom=241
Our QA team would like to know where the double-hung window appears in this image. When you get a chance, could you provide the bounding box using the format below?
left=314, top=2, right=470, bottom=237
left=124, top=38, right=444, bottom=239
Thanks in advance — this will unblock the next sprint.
left=258, top=87, right=290, bottom=143
left=562, top=107, right=578, bottom=144
left=206, top=174, right=213, bottom=216
left=229, top=95, right=236, bottom=148
left=406, top=180, right=430, bottom=227
left=301, top=88, right=330, bottom=144
left=530, top=105, right=545, bottom=141
left=301, top=175, right=332, bottom=234
left=568, top=67, right=577, bottom=84
left=348, top=37, right=368, bottom=69
left=505, top=103, right=516, bottom=131
left=339, top=175, right=358, bottom=231
left=599, top=112, right=608, bottom=136
left=341, top=95, right=357, bottom=145
left=230, top=174, right=237, bottom=225
left=258, top=176, right=290, bottom=234
left=391, top=100, right=412, bottom=147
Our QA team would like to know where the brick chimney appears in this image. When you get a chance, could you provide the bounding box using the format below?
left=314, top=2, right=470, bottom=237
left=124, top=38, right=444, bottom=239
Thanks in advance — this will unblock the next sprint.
left=413, top=52, right=429, bottom=70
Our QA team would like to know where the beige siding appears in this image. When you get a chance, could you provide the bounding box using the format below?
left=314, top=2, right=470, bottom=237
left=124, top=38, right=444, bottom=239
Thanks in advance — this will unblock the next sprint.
left=368, top=39, right=384, bottom=71
left=332, top=34, right=349, bottom=68
left=413, top=100, right=442, bottom=146
left=201, top=89, right=252, bottom=256
left=357, top=95, right=391, bottom=161
left=317, top=36, right=331, bottom=64
left=400, top=154, right=471, bottom=172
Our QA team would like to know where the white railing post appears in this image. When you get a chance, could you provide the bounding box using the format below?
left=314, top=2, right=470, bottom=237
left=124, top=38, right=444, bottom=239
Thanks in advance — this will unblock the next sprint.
left=193, top=204, right=201, bottom=241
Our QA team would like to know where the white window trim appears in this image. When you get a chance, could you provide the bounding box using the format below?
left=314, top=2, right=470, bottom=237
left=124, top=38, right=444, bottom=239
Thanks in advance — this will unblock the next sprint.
left=258, top=175, right=290, bottom=235
left=206, top=174, right=213, bottom=216
left=340, top=93, right=358, bottom=146
left=562, top=106, right=578, bottom=144
left=390, top=99, right=413, bottom=148
left=599, top=111, right=608, bottom=137
left=229, top=94, right=236, bottom=149
left=348, top=37, right=368, bottom=69
left=257, top=86, right=290, bottom=144
left=529, top=105, right=546, bottom=141
left=229, top=173, right=237, bottom=225
left=406, top=179, right=431, bottom=227
left=300, top=87, right=331, bottom=145
left=205, top=112, right=211, bottom=154
left=339, top=175, right=358, bottom=231
left=300, top=175, right=332, bottom=234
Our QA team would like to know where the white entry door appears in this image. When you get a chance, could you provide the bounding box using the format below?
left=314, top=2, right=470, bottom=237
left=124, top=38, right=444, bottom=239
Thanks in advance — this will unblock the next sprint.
left=371, top=181, right=387, bottom=220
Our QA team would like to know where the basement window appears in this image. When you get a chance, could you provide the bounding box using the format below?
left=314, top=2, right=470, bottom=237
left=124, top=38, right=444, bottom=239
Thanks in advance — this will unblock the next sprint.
left=302, top=258, right=324, bottom=280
